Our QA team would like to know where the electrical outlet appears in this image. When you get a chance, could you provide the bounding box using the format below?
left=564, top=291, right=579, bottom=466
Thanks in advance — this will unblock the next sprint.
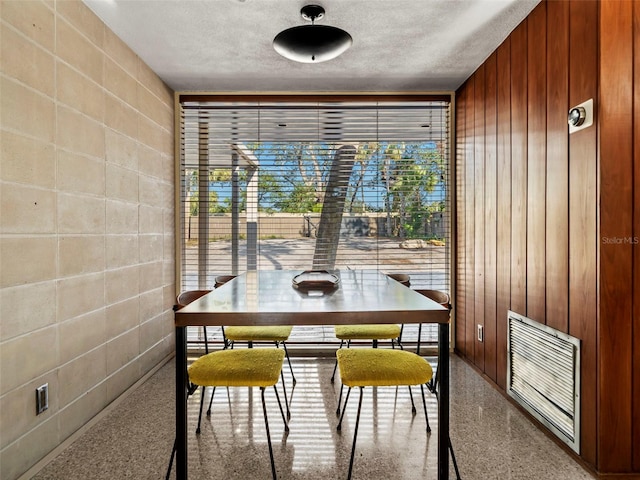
left=477, top=324, right=484, bottom=342
left=36, top=384, right=48, bottom=415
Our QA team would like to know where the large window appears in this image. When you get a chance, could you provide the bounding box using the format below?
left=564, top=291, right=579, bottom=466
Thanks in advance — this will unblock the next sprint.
left=178, top=96, right=451, bottom=346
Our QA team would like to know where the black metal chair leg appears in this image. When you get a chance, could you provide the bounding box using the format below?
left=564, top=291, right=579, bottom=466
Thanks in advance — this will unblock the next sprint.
left=207, top=386, right=216, bottom=415
left=281, top=342, right=297, bottom=386
left=261, top=387, right=278, bottom=480
left=346, top=387, right=364, bottom=480
left=166, top=438, right=176, bottom=480
left=273, top=385, right=290, bottom=432
left=336, top=383, right=344, bottom=416
left=331, top=340, right=345, bottom=383
left=450, top=437, right=462, bottom=479
left=196, top=385, right=206, bottom=434
left=420, top=383, right=431, bottom=433
left=337, top=387, right=352, bottom=430
left=408, top=385, right=417, bottom=414
left=280, top=369, right=290, bottom=420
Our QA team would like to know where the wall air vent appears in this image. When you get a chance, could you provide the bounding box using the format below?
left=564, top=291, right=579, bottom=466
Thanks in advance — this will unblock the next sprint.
left=507, top=311, right=581, bottom=454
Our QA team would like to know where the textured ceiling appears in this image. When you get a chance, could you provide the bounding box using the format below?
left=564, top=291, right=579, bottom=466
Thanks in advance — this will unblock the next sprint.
left=83, top=0, right=539, bottom=93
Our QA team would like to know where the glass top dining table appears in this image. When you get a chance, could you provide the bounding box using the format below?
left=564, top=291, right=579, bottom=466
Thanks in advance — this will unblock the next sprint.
left=174, top=269, right=452, bottom=479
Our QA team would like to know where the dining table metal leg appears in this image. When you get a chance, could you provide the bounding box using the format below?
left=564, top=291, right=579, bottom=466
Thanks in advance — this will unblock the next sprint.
left=176, top=326, right=188, bottom=480
left=438, top=322, right=449, bottom=480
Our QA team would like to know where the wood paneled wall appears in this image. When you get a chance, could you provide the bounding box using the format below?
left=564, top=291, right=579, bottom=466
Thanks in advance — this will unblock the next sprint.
left=599, top=1, right=638, bottom=474
left=454, top=0, right=639, bottom=474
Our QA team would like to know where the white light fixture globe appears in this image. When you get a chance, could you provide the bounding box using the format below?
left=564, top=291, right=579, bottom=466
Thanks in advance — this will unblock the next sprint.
left=273, top=5, right=352, bottom=63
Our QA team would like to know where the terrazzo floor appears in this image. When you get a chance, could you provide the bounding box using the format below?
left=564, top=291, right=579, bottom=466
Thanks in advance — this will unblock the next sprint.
left=31, top=354, right=596, bottom=480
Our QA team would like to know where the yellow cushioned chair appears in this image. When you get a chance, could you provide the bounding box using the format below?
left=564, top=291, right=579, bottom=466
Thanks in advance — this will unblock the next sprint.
left=329, top=273, right=410, bottom=384
left=204, top=276, right=296, bottom=421
left=190, top=348, right=289, bottom=480
left=224, top=325, right=296, bottom=385
left=335, top=348, right=461, bottom=480
left=215, top=275, right=296, bottom=387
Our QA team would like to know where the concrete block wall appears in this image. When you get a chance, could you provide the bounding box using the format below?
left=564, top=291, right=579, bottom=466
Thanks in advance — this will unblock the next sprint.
left=0, top=2, right=175, bottom=478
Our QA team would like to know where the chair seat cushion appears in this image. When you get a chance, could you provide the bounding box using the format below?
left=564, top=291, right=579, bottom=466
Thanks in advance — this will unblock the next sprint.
left=188, top=348, right=285, bottom=387
left=225, top=325, right=293, bottom=342
left=337, top=349, right=433, bottom=387
left=334, top=324, right=401, bottom=340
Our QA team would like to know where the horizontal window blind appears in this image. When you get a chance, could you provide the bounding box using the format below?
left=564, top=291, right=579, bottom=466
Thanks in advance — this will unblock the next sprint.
left=178, top=98, right=451, bottom=345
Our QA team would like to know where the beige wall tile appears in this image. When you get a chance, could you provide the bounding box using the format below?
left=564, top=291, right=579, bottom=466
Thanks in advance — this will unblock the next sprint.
left=105, top=94, right=138, bottom=138
left=0, top=372, right=59, bottom=449
left=56, top=0, right=104, bottom=48
left=137, top=84, right=172, bottom=130
left=58, top=382, right=107, bottom=442
left=103, top=27, right=138, bottom=74
left=56, top=17, right=103, bottom=84
left=106, top=328, right=139, bottom=375
left=137, top=59, right=172, bottom=105
left=139, top=313, right=165, bottom=353
left=0, top=131, right=55, bottom=188
left=58, top=345, right=107, bottom=407
left=105, top=57, right=138, bottom=108
left=58, top=235, right=105, bottom=277
left=56, top=61, right=105, bottom=122
left=106, top=234, right=139, bottom=268
left=58, top=193, right=105, bottom=234
left=161, top=181, right=174, bottom=210
left=56, top=272, right=105, bottom=322
left=57, top=150, right=105, bottom=197
left=139, top=288, right=163, bottom=323
left=106, top=163, right=138, bottom=203
left=0, top=325, right=58, bottom=395
left=105, top=358, right=139, bottom=403
left=56, top=105, right=106, bottom=159
left=162, top=152, right=175, bottom=183
left=0, top=0, right=55, bottom=52
left=139, top=337, right=173, bottom=375
left=137, top=143, right=164, bottom=179
left=139, top=261, right=163, bottom=292
left=1, top=23, right=55, bottom=97
left=59, top=308, right=106, bottom=365
left=164, top=285, right=176, bottom=311
left=160, top=127, right=174, bottom=155
left=138, top=114, right=168, bottom=152
left=0, top=416, right=59, bottom=480
left=163, top=209, right=174, bottom=235
left=139, top=205, right=164, bottom=234
left=139, top=175, right=164, bottom=207
left=0, top=281, right=56, bottom=341
left=140, top=314, right=166, bottom=352
left=104, top=129, right=138, bottom=170
left=140, top=205, right=165, bottom=234
left=162, top=250, right=175, bottom=284
left=0, top=237, right=56, bottom=288
left=139, top=234, right=163, bottom=263
left=105, top=199, right=138, bottom=234
left=105, top=296, right=139, bottom=339
left=0, top=77, right=55, bottom=142
left=105, top=265, right=139, bottom=304
left=0, top=182, right=56, bottom=234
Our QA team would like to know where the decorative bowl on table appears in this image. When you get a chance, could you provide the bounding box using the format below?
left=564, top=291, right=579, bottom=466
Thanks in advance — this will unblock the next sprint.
left=292, top=270, right=340, bottom=291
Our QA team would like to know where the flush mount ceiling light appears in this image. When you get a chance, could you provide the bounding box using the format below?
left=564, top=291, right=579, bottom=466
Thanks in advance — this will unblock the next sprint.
left=273, top=4, right=352, bottom=63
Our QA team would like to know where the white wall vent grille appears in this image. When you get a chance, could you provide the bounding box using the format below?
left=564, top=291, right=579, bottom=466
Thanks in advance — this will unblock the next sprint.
left=507, top=311, right=581, bottom=453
